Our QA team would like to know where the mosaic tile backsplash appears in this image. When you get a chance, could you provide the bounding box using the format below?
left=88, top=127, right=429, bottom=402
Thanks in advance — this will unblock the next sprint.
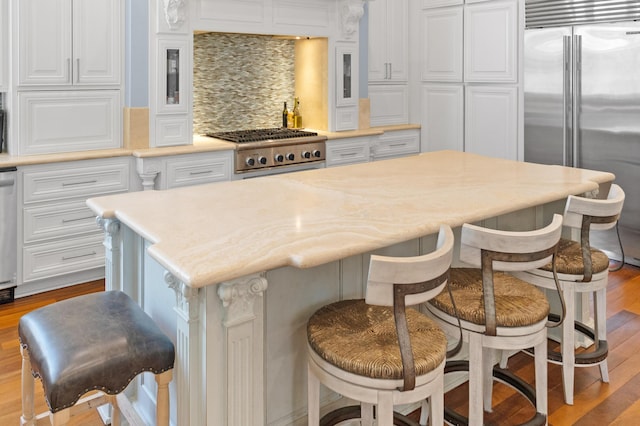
left=193, top=33, right=296, bottom=134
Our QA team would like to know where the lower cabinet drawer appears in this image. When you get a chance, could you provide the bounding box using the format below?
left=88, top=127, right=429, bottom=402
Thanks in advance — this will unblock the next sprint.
left=23, top=200, right=99, bottom=244
left=165, top=152, right=232, bottom=189
left=22, top=234, right=105, bottom=282
left=372, top=130, right=420, bottom=160
left=326, top=137, right=370, bottom=167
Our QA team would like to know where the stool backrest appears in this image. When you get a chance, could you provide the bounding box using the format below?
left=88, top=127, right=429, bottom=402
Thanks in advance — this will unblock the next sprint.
left=459, top=214, right=564, bottom=272
left=459, top=214, right=563, bottom=336
left=563, top=184, right=625, bottom=232
left=366, top=224, right=454, bottom=307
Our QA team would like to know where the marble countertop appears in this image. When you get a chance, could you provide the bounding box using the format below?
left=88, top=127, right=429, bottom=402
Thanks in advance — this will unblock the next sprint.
left=0, top=125, right=420, bottom=166
left=87, top=151, right=614, bottom=289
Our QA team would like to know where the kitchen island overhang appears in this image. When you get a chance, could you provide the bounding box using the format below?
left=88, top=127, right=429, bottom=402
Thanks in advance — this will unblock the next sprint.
left=87, top=150, right=614, bottom=426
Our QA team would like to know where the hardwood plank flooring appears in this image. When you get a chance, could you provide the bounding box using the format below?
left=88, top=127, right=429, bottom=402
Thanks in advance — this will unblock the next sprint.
left=0, top=265, right=639, bottom=425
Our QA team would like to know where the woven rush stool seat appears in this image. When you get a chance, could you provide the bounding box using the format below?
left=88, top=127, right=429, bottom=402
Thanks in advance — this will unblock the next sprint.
left=18, top=290, right=175, bottom=426
left=307, top=225, right=455, bottom=426
left=512, top=184, right=626, bottom=405
left=308, top=300, right=448, bottom=380
left=426, top=215, right=564, bottom=426
left=430, top=269, right=550, bottom=329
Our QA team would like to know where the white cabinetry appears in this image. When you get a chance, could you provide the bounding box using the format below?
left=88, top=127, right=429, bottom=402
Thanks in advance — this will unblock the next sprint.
left=326, top=137, right=370, bottom=167
left=371, top=129, right=420, bottom=160
left=368, top=0, right=408, bottom=82
left=419, top=0, right=522, bottom=160
left=0, top=0, right=7, bottom=91
left=465, top=85, right=517, bottom=159
left=136, top=150, right=233, bottom=191
left=19, top=157, right=131, bottom=292
left=17, top=0, right=121, bottom=87
left=464, top=0, right=517, bottom=82
left=12, top=0, right=122, bottom=155
left=368, top=0, right=409, bottom=127
left=421, top=85, right=464, bottom=152
left=17, top=90, right=121, bottom=155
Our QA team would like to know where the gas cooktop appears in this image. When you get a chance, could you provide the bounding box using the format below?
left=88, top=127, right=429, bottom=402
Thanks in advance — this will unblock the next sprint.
left=207, top=128, right=319, bottom=143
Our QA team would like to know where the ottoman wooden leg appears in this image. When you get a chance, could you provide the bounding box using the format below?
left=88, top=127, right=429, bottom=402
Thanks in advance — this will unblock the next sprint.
left=20, top=345, right=35, bottom=426
left=156, top=370, right=173, bottom=426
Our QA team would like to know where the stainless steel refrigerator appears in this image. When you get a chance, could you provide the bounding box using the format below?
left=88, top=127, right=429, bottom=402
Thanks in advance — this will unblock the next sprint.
left=524, top=2, right=640, bottom=264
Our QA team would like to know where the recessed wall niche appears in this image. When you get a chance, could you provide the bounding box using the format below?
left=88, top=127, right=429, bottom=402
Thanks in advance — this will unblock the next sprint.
left=193, top=32, right=328, bottom=134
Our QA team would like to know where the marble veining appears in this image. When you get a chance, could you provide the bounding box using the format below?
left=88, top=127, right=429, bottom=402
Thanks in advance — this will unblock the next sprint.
left=87, top=151, right=615, bottom=288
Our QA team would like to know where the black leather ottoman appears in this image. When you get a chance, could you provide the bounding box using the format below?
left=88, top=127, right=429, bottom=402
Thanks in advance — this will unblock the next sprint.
left=18, top=290, right=175, bottom=426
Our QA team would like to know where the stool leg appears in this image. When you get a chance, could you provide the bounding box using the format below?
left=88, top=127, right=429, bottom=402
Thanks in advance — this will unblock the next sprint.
left=20, top=345, right=35, bottom=426
left=562, top=285, right=576, bottom=405
left=109, top=394, right=121, bottom=426
left=419, top=399, right=429, bottom=425
left=156, top=370, right=173, bottom=426
left=429, top=374, right=444, bottom=426
left=595, top=287, right=610, bottom=383
left=377, top=391, right=394, bottom=426
left=361, top=402, right=374, bottom=425
left=307, top=363, right=321, bottom=425
left=483, top=346, right=494, bottom=412
left=50, top=409, right=70, bottom=426
left=534, top=332, right=548, bottom=420
left=468, top=333, right=483, bottom=426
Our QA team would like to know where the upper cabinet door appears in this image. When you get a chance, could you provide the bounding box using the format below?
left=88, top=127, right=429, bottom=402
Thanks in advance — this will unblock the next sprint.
left=18, top=0, right=121, bottom=87
left=18, top=0, right=72, bottom=86
left=421, top=7, right=463, bottom=82
left=368, top=0, right=408, bottom=82
left=73, top=0, right=121, bottom=85
left=464, top=0, right=518, bottom=83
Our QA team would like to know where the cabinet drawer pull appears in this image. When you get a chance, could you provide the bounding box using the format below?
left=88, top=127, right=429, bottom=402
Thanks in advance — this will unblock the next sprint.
left=389, top=143, right=407, bottom=148
left=62, top=216, right=95, bottom=224
left=62, top=251, right=97, bottom=261
left=189, top=170, right=213, bottom=176
left=62, top=179, right=98, bottom=187
left=340, top=152, right=358, bottom=157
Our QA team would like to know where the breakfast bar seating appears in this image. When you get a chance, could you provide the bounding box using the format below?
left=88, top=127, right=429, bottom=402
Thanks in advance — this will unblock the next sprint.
left=512, top=183, right=626, bottom=405
left=306, top=225, right=454, bottom=426
left=18, top=291, right=175, bottom=426
left=427, top=215, right=564, bottom=426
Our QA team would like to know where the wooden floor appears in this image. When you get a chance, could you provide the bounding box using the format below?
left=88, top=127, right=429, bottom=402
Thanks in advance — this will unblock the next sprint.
left=1, top=264, right=639, bottom=425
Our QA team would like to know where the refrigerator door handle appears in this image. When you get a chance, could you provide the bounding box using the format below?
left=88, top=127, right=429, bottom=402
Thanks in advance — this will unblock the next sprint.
left=563, top=35, right=572, bottom=166
left=573, top=34, right=583, bottom=168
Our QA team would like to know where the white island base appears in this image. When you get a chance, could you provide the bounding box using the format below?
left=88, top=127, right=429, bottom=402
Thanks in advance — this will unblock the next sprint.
left=88, top=151, right=614, bottom=425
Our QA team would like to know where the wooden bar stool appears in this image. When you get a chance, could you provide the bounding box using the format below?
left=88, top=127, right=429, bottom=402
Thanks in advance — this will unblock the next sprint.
left=18, top=290, right=175, bottom=426
left=426, top=215, right=563, bottom=426
left=307, top=225, right=454, bottom=426
left=512, top=184, right=625, bottom=405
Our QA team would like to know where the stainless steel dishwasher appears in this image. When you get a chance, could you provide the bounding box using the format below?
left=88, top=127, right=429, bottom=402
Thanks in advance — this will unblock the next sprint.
left=0, top=166, right=17, bottom=303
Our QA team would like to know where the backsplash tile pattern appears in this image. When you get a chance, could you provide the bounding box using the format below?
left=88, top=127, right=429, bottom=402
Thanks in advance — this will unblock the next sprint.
left=193, top=33, right=296, bottom=134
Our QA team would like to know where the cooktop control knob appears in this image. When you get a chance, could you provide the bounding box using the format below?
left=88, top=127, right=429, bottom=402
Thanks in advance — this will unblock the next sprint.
left=246, top=158, right=255, bottom=167
left=302, top=151, right=311, bottom=159
left=286, top=153, right=295, bottom=161
left=275, top=154, right=284, bottom=163
left=313, top=150, right=322, bottom=158
left=258, top=156, right=268, bottom=165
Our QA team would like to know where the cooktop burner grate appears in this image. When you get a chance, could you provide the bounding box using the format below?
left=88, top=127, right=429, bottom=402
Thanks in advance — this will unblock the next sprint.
left=207, top=128, right=319, bottom=143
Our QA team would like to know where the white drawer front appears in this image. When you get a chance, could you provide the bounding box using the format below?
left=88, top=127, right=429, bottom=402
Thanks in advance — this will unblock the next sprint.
left=326, top=138, right=370, bottom=167
left=23, top=234, right=104, bottom=282
left=373, top=130, right=420, bottom=159
left=23, top=161, right=130, bottom=203
left=24, top=200, right=99, bottom=244
left=166, top=153, right=232, bottom=189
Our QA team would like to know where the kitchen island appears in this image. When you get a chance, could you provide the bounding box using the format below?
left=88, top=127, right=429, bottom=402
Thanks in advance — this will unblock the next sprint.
left=87, top=151, right=614, bottom=426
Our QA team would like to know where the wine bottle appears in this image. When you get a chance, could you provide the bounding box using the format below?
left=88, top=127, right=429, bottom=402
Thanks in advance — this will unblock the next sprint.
left=293, top=97, right=302, bottom=128
left=282, top=102, right=288, bottom=128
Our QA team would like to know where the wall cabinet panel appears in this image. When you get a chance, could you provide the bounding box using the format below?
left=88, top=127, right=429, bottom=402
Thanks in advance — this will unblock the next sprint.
left=421, top=84, right=464, bottom=152
left=421, top=7, right=463, bottom=82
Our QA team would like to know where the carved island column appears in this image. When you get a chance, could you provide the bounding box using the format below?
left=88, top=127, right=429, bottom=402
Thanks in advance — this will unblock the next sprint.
left=97, top=217, right=121, bottom=291
left=166, top=272, right=204, bottom=426
left=218, top=274, right=269, bottom=426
